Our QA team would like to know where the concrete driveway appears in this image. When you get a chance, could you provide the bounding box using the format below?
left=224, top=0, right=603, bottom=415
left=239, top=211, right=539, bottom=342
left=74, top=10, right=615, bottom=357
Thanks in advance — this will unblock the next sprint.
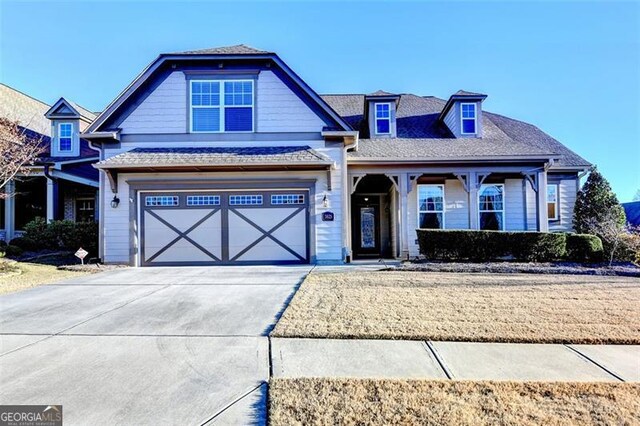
left=0, top=265, right=312, bottom=425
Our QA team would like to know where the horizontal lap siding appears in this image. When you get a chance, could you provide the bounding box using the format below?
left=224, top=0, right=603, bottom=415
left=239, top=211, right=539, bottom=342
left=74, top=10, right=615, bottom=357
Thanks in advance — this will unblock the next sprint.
left=505, top=179, right=526, bottom=231
left=444, top=179, right=468, bottom=229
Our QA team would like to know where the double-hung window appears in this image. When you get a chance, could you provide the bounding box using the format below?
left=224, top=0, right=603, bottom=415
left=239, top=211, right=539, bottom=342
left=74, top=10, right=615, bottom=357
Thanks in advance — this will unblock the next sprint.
left=59, top=123, right=73, bottom=152
left=461, top=103, right=477, bottom=135
left=479, top=184, right=504, bottom=230
left=418, top=185, right=445, bottom=229
left=374, top=103, right=391, bottom=135
left=190, top=80, right=253, bottom=132
left=547, top=184, right=559, bottom=221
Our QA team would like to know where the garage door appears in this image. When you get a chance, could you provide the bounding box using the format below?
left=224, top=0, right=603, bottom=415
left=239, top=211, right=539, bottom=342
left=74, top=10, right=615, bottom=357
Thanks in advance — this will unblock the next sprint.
left=140, top=190, right=309, bottom=266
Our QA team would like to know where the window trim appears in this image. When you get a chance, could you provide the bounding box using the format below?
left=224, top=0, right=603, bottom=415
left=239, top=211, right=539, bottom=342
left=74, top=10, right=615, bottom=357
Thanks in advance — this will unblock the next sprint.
left=58, top=122, right=73, bottom=152
left=460, top=102, right=477, bottom=135
left=547, top=183, right=560, bottom=221
left=189, top=79, right=255, bottom=133
left=417, top=184, right=446, bottom=229
left=374, top=102, right=391, bottom=135
left=478, top=183, right=505, bottom=231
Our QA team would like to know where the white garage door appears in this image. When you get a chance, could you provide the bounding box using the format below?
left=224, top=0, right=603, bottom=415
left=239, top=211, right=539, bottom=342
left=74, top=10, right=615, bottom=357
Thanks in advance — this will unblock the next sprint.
left=140, top=190, right=309, bottom=266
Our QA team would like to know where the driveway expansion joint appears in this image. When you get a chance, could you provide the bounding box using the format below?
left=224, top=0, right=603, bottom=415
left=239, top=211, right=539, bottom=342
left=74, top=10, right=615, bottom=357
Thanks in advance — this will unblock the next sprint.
left=425, top=341, right=453, bottom=379
left=564, top=344, right=625, bottom=382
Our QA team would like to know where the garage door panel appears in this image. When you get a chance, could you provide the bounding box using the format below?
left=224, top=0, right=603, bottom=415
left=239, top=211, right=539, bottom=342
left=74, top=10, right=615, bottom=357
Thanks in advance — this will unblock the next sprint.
left=234, top=238, right=303, bottom=262
left=153, top=238, right=218, bottom=263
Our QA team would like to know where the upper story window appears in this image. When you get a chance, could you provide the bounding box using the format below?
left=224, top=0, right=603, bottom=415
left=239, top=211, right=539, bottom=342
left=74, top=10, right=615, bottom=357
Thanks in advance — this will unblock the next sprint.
left=460, top=103, right=477, bottom=135
left=58, top=123, right=73, bottom=152
left=374, top=103, right=391, bottom=135
left=418, top=184, right=445, bottom=229
left=547, top=184, right=559, bottom=221
left=479, top=184, right=504, bottom=230
left=190, top=80, right=254, bottom=133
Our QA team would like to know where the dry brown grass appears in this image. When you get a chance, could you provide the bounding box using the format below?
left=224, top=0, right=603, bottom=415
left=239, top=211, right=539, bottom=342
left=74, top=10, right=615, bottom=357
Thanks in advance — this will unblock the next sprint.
left=269, top=378, right=640, bottom=426
left=0, top=260, right=90, bottom=295
left=272, top=272, right=640, bottom=343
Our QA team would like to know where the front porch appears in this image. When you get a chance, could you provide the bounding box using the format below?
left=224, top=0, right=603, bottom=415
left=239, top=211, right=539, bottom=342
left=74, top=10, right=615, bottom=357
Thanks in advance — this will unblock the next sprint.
left=346, top=164, right=562, bottom=260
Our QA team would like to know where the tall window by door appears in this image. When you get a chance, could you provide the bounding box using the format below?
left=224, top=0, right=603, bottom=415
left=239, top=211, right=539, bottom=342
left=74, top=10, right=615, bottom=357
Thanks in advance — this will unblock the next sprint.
left=58, top=123, right=73, bottom=152
left=418, top=185, right=445, bottom=229
left=461, top=103, right=477, bottom=135
left=190, top=80, right=254, bottom=132
left=374, top=103, right=391, bottom=134
left=479, top=184, right=504, bottom=230
left=547, top=184, right=559, bottom=221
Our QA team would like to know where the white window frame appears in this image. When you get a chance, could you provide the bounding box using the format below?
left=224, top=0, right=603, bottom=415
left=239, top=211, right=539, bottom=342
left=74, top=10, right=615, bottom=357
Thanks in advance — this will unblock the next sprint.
left=189, top=79, right=254, bottom=133
left=374, top=102, right=391, bottom=135
left=417, top=184, right=445, bottom=229
left=478, top=183, right=505, bottom=231
left=460, top=102, right=477, bottom=135
left=58, top=122, right=73, bottom=152
left=547, top=184, right=559, bottom=221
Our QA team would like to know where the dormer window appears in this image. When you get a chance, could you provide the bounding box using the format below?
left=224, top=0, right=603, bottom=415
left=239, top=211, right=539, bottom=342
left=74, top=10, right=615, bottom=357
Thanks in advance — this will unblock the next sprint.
left=190, top=79, right=254, bottom=133
left=374, top=103, right=391, bottom=135
left=461, top=103, right=477, bottom=135
left=59, top=123, right=73, bottom=152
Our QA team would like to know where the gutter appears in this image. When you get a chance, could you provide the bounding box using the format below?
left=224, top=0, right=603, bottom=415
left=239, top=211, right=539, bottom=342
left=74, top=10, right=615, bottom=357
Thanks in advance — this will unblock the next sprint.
left=347, top=154, right=560, bottom=164
left=81, top=130, right=121, bottom=141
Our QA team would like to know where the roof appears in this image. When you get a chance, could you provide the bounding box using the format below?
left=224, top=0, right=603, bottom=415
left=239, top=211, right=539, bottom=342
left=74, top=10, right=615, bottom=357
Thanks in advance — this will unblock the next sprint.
left=94, top=146, right=334, bottom=169
left=173, top=44, right=271, bottom=55
left=367, top=90, right=396, bottom=97
left=622, top=201, right=640, bottom=227
left=0, top=83, right=52, bottom=136
left=454, top=90, right=487, bottom=97
left=321, top=93, right=591, bottom=167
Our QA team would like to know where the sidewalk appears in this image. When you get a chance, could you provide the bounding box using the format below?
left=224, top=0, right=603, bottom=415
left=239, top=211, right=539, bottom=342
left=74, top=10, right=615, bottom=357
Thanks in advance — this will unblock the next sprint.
left=271, top=338, right=640, bottom=382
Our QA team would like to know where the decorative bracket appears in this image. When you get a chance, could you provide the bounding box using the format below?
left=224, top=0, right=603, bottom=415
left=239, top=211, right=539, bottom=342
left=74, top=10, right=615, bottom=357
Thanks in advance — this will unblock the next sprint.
left=454, top=173, right=471, bottom=192
left=350, top=174, right=367, bottom=194
left=408, top=173, right=421, bottom=193
left=476, top=173, right=491, bottom=189
left=384, top=174, right=400, bottom=192
left=521, top=172, right=538, bottom=192
left=326, top=169, right=332, bottom=191
left=104, top=169, right=118, bottom=194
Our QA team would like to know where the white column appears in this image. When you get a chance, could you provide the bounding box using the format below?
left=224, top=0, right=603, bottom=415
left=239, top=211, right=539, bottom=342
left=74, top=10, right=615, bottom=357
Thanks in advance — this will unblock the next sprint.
left=46, top=178, right=55, bottom=222
left=536, top=170, right=549, bottom=232
left=4, top=180, right=15, bottom=241
left=469, top=172, right=479, bottom=229
left=399, top=172, right=409, bottom=258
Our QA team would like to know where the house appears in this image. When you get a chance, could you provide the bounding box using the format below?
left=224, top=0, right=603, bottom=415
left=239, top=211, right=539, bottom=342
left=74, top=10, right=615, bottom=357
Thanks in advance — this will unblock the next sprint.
left=80, top=45, right=591, bottom=266
left=622, top=201, right=640, bottom=227
left=0, top=84, right=100, bottom=241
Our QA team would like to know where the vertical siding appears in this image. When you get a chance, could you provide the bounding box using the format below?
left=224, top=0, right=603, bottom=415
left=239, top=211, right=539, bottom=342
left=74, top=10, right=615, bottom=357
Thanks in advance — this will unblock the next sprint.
left=549, top=178, right=577, bottom=232
left=505, top=179, right=527, bottom=231
left=256, top=70, right=326, bottom=132
left=444, top=179, right=468, bottom=229
left=120, top=71, right=187, bottom=134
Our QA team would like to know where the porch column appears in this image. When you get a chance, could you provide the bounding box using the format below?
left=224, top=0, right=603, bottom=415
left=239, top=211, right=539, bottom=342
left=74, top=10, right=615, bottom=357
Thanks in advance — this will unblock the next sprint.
left=46, top=178, right=55, bottom=222
left=4, top=180, right=16, bottom=241
left=399, top=172, right=409, bottom=258
left=536, top=170, right=549, bottom=232
left=469, top=172, right=479, bottom=229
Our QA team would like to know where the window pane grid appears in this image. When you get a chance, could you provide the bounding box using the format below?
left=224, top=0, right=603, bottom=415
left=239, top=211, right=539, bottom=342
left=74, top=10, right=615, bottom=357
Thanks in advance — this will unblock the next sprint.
left=479, top=184, right=504, bottom=230
left=186, top=195, right=220, bottom=206
left=145, top=196, right=179, bottom=207
left=59, top=123, right=72, bottom=151
left=271, top=194, right=305, bottom=205
left=418, top=185, right=444, bottom=229
left=547, top=184, right=559, bottom=220
left=229, top=195, right=263, bottom=205
left=191, top=80, right=253, bottom=132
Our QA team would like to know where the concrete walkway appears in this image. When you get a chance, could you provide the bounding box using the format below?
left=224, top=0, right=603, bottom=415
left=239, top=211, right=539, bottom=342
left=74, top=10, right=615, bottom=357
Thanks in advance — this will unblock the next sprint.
left=271, top=338, right=640, bottom=382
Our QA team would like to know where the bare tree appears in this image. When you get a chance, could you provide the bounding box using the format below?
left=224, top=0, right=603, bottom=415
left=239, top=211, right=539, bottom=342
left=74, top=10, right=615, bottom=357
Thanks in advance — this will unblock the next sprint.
left=0, top=118, right=46, bottom=198
left=583, top=210, right=640, bottom=266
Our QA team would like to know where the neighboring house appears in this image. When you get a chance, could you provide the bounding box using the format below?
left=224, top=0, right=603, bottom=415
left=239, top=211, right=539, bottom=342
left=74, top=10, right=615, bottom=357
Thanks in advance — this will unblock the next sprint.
left=622, top=201, right=640, bottom=227
left=80, top=45, right=591, bottom=266
left=0, top=84, right=100, bottom=241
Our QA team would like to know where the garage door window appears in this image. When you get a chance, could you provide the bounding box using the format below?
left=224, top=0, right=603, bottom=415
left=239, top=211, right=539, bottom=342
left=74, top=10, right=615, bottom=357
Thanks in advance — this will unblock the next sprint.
left=187, top=195, right=221, bottom=206
left=271, top=194, right=305, bottom=205
left=145, top=196, right=179, bottom=206
left=229, top=195, right=263, bottom=205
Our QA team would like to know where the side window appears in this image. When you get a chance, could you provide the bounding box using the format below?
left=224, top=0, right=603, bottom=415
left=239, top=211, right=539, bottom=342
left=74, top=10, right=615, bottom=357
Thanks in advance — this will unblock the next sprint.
left=547, top=184, right=559, bottom=221
left=374, top=103, right=391, bottom=135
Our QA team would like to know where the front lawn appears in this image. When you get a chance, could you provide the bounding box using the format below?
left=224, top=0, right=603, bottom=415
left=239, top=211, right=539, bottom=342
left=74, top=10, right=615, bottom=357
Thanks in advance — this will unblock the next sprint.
left=269, top=378, right=640, bottom=426
left=272, top=272, right=640, bottom=343
left=0, top=259, right=91, bottom=295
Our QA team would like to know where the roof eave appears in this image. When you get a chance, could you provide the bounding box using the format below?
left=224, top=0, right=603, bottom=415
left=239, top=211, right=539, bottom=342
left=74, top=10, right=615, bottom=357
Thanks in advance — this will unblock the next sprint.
left=347, top=154, right=559, bottom=165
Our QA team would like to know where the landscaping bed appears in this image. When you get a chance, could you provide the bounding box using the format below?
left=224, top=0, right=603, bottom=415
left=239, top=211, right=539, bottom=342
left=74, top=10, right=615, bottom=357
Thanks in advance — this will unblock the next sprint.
left=272, top=272, right=640, bottom=343
left=0, top=259, right=93, bottom=295
left=269, top=378, right=640, bottom=426
left=396, top=261, right=640, bottom=277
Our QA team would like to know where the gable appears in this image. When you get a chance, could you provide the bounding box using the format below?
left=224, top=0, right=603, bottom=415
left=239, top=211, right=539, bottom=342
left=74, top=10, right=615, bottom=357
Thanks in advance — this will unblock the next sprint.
left=45, top=98, right=81, bottom=119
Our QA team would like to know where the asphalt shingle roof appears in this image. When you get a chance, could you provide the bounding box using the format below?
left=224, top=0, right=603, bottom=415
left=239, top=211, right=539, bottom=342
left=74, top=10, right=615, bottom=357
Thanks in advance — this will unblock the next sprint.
left=173, top=44, right=271, bottom=55
left=95, top=146, right=334, bottom=168
left=321, top=93, right=590, bottom=167
left=0, top=83, right=52, bottom=136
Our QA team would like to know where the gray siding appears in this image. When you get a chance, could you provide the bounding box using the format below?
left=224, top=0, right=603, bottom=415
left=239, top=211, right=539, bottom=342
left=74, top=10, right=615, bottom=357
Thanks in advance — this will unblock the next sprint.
left=444, top=179, right=468, bottom=229
left=443, top=101, right=483, bottom=138
left=367, top=100, right=397, bottom=138
left=505, top=178, right=526, bottom=231
left=549, top=178, right=578, bottom=232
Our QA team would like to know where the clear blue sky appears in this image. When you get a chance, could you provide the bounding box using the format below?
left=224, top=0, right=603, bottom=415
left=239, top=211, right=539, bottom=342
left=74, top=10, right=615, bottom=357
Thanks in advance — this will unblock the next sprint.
left=1, top=1, right=638, bottom=201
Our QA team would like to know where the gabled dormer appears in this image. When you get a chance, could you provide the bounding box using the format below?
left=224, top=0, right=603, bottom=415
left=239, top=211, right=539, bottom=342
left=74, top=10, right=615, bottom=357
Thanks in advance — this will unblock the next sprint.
left=364, top=90, right=400, bottom=138
left=439, top=90, right=487, bottom=138
left=45, top=98, right=94, bottom=157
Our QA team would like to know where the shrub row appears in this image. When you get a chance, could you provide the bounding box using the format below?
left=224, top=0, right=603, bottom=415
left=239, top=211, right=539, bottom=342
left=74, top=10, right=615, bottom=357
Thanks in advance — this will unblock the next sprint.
left=416, top=229, right=603, bottom=262
left=5, top=217, right=98, bottom=257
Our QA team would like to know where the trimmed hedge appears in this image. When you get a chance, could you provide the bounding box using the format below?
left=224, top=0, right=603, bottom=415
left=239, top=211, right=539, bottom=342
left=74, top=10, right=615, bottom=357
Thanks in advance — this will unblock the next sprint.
left=18, top=217, right=99, bottom=256
left=565, top=234, right=604, bottom=263
left=416, top=229, right=568, bottom=262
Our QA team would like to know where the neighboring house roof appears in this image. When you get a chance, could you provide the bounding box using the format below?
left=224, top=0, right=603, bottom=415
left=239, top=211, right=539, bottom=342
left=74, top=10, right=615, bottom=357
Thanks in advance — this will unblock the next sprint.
left=622, top=201, right=640, bottom=227
left=94, top=146, right=334, bottom=169
left=321, top=93, right=591, bottom=167
left=175, top=44, right=271, bottom=55
left=0, top=83, right=52, bottom=136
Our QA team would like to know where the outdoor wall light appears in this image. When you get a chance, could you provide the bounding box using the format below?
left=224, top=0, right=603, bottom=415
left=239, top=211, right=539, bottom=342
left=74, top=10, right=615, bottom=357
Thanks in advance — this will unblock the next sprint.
left=322, top=194, right=329, bottom=208
left=111, top=195, right=120, bottom=208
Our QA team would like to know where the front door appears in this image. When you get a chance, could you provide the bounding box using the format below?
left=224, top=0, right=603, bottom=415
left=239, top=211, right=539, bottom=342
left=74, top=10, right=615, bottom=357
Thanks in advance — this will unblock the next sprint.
left=352, top=195, right=380, bottom=258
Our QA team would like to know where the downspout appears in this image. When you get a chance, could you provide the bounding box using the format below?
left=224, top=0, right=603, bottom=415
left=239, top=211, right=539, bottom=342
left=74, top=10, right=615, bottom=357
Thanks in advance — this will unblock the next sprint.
left=342, top=136, right=358, bottom=263
left=43, top=164, right=58, bottom=222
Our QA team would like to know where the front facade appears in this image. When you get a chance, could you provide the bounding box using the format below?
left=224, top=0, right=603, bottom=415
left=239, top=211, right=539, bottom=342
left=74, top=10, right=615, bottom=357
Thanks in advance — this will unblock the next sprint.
left=80, top=45, right=590, bottom=266
left=0, top=84, right=100, bottom=241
